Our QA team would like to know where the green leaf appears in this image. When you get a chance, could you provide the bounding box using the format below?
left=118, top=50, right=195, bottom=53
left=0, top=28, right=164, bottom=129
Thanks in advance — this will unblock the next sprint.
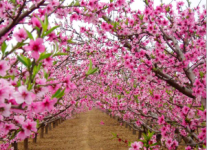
left=143, top=133, right=148, bottom=140
left=27, top=83, right=33, bottom=91
left=128, top=141, right=132, bottom=147
left=17, top=55, right=30, bottom=68
left=89, top=59, right=93, bottom=70
left=150, top=54, right=155, bottom=59
left=52, top=88, right=62, bottom=98
left=37, top=16, right=47, bottom=32
left=87, top=52, right=93, bottom=56
left=86, top=59, right=99, bottom=75
left=112, top=132, right=117, bottom=138
left=165, top=6, right=170, bottom=12
left=165, top=89, right=171, bottom=95
left=117, top=95, right=121, bottom=100
left=150, top=142, right=159, bottom=146
left=88, top=68, right=99, bottom=75
left=198, top=104, right=205, bottom=111
left=17, top=80, right=21, bottom=87
left=35, top=26, right=41, bottom=34
left=144, top=0, right=149, bottom=5
left=133, top=95, right=139, bottom=103
left=74, top=0, right=80, bottom=6
left=44, top=26, right=59, bottom=37
left=10, top=129, right=21, bottom=140
left=44, top=15, right=49, bottom=29
left=53, top=52, right=68, bottom=57
left=67, top=39, right=74, bottom=44
left=10, top=0, right=16, bottom=4
left=110, top=0, right=114, bottom=3
left=148, top=89, right=153, bottom=95
left=133, top=83, right=137, bottom=88
left=25, top=29, right=34, bottom=40
left=138, top=15, right=144, bottom=21
left=1, top=41, right=7, bottom=55
left=125, top=18, right=128, bottom=25
left=112, top=22, right=119, bottom=29
left=56, top=89, right=65, bottom=99
left=66, top=47, right=70, bottom=51
left=39, top=53, right=52, bottom=61
left=2, top=75, right=15, bottom=79
left=36, top=119, right=40, bottom=128
left=199, top=71, right=204, bottom=78
left=125, top=90, right=130, bottom=94
left=16, top=42, right=26, bottom=48
left=148, top=131, right=154, bottom=139
left=32, top=63, right=41, bottom=79
left=53, top=61, right=58, bottom=65
left=55, top=41, right=59, bottom=52
left=43, top=70, right=49, bottom=79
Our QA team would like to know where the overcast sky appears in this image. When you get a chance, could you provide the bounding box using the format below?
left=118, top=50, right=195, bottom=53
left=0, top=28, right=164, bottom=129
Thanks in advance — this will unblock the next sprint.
left=130, top=0, right=206, bottom=11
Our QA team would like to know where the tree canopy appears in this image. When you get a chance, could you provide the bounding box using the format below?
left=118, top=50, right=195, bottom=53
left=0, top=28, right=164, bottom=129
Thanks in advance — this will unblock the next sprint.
left=0, top=0, right=206, bottom=149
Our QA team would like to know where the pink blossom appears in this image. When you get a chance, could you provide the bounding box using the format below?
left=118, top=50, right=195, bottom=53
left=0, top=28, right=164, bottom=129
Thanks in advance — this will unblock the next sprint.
left=158, top=115, right=165, bottom=125
left=182, top=106, right=190, bottom=115
left=116, top=0, right=125, bottom=7
left=35, top=86, right=48, bottom=98
left=70, top=13, right=79, bottom=23
left=16, top=130, right=28, bottom=140
left=70, top=100, right=76, bottom=105
left=129, top=141, right=143, bottom=150
left=153, top=94, right=160, bottom=101
left=201, top=128, right=206, bottom=135
left=22, top=119, right=37, bottom=136
left=14, top=115, right=25, bottom=125
left=46, top=4, right=53, bottom=13
left=13, top=28, right=27, bottom=42
left=198, top=132, right=206, bottom=142
left=28, top=102, right=41, bottom=113
left=40, top=96, right=57, bottom=111
left=44, top=57, right=53, bottom=66
left=185, top=146, right=192, bottom=150
left=31, top=17, right=41, bottom=28
left=0, top=103, right=11, bottom=117
left=165, top=138, right=173, bottom=148
left=161, top=126, right=167, bottom=132
left=38, top=9, right=46, bottom=17
left=4, top=123, right=17, bottom=133
left=51, top=0, right=59, bottom=6
left=100, top=121, right=104, bottom=125
left=0, top=60, right=9, bottom=76
left=14, top=86, right=33, bottom=104
left=0, top=87, right=9, bottom=104
left=25, top=38, right=45, bottom=60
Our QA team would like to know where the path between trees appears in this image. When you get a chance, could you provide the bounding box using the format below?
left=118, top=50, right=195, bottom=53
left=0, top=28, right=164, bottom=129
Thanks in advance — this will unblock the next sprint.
left=18, top=109, right=138, bottom=150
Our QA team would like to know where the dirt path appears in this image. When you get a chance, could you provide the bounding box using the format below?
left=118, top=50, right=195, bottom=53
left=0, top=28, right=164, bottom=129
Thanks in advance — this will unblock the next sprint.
left=18, top=109, right=138, bottom=150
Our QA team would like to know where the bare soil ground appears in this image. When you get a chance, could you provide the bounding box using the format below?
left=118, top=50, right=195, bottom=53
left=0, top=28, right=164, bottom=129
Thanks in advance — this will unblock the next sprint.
left=18, top=109, right=138, bottom=150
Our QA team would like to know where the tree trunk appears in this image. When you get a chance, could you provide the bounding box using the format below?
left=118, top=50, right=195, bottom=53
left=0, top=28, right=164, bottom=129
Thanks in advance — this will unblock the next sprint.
left=33, top=133, right=37, bottom=143
left=12, top=141, right=18, bottom=150
left=45, top=125, right=48, bottom=134
left=40, top=126, right=44, bottom=138
left=24, top=138, right=28, bottom=150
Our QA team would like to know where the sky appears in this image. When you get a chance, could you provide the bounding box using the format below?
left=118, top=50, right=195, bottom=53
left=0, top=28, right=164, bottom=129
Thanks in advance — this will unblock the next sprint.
left=130, top=0, right=206, bottom=11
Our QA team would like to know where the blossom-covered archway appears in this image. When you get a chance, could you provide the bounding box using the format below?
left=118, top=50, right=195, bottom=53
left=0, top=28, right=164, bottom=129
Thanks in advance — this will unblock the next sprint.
left=0, top=0, right=206, bottom=149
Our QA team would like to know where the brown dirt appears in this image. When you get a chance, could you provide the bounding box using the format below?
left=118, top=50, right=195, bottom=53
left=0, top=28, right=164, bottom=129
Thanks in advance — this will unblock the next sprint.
left=18, top=109, right=138, bottom=150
